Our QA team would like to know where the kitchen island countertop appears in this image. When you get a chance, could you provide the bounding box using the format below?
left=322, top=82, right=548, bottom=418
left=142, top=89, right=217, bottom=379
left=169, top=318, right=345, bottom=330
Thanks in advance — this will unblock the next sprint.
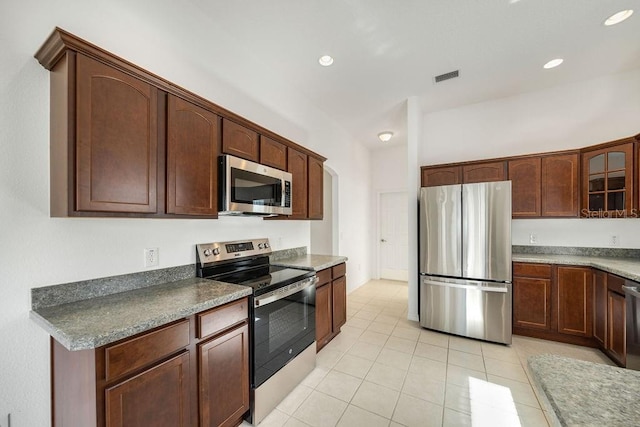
left=513, top=253, right=640, bottom=282
left=31, top=277, right=251, bottom=351
left=528, top=354, right=640, bottom=426
left=271, top=254, right=348, bottom=271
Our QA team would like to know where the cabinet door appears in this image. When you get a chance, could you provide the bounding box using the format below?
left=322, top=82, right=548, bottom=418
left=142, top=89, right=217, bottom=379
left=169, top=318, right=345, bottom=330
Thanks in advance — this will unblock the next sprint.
left=308, top=156, right=324, bottom=220
left=513, top=277, right=552, bottom=330
left=315, top=282, right=332, bottom=351
left=288, top=147, right=308, bottom=218
left=105, top=352, right=190, bottom=427
left=462, top=161, right=506, bottom=184
left=332, top=276, right=347, bottom=331
left=222, top=119, right=259, bottom=162
left=593, top=270, right=607, bottom=348
left=421, top=166, right=462, bottom=187
left=508, top=157, right=541, bottom=217
left=557, top=267, right=592, bottom=337
left=260, top=136, right=287, bottom=170
left=167, top=95, right=220, bottom=216
left=199, top=323, right=249, bottom=427
left=582, top=142, right=634, bottom=216
left=542, top=153, right=579, bottom=217
left=607, top=291, right=626, bottom=366
left=76, top=54, right=158, bottom=213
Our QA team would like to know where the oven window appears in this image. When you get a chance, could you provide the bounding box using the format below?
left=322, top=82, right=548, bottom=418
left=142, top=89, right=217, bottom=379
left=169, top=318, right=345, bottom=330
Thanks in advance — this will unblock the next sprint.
left=231, top=168, right=283, bottom=207
left=253, top=285, right=315, bottom=387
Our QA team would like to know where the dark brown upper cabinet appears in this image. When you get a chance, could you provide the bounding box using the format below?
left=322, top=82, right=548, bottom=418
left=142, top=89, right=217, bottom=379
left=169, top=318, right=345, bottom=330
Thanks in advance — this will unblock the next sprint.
left=308, top=156, right=324, bottom=220
left=462, top=161, right=506, bottom=184
left=166, top=95, right=220, bottom=217
left=288, top=147, right=308, bottom=219
left=47, top=51, right=160, bottom=216
left=259, top=136, right=287, bottom=170
left=222, top=119, right=259, bottom=162
left=509, top=157, right=542, bottom=217
left=421, top=165, right=462, bottom=187
left=541, top=153, right=579, bottom=217
left=582, top=141, right=634, bottom=217
left=36, top=28, right=328, bottom=219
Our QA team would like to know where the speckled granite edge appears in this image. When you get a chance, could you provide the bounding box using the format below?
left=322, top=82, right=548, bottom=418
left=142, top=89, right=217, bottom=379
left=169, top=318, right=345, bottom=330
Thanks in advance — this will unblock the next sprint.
left=528, top=355, right=640, bottom=427
left=31, top=264, right=195, bottom=310
left=513, top=245, right=640, bottom=258
left=271, top=254, right=348, bottom=271
left=269, top=246, right=307, bottom=261
left=31, top=278, right=252, bottom=350
left=512, top=253, right=640, bottom=282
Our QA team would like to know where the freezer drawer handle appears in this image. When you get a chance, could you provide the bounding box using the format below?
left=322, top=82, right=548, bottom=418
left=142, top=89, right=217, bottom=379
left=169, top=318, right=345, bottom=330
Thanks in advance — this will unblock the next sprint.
left=422, top=279, right=508, bottom=293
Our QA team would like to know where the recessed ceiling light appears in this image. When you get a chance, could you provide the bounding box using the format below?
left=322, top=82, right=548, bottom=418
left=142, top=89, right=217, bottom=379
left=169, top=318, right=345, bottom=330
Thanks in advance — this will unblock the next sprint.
left=604, top=10, right=634, bottom=26
left=318, top=55, right=334, bottom=66
left=543, top=58, right=563, bottom=69
left=378, top=131, right=393, bottom=142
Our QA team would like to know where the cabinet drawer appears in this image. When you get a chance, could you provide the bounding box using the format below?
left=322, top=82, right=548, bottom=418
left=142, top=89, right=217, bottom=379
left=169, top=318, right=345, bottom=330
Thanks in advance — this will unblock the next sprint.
left=105, top=319, right=190, bottom=382
left=197, top=297, right=248, bottom=339
left=316, top=268, right=332, bottom=286
left=332, top=263, right=346, bottom=279
left=513, top=262, right=552, bottom=279
left=607, top=273, right=626, bottom=295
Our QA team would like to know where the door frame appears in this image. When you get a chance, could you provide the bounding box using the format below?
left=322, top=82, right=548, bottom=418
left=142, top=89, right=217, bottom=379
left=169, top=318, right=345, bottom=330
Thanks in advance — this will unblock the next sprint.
left=376, top=189, right=408, bottom=280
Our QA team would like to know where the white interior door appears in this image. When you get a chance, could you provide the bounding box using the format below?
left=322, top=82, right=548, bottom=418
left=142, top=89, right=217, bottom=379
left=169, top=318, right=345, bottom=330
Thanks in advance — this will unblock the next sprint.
left=379, top=191, right=409, bottom=281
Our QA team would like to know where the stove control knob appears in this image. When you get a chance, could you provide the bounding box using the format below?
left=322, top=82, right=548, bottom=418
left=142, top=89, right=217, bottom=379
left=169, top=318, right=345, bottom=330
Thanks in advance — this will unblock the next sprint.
left=264, top=242, right=270, bottom=248
left=258, top=243, right=264, bottom=249
left=203, top=249, right=212, bottom=257
left=213, top=248, right=220, bottom=256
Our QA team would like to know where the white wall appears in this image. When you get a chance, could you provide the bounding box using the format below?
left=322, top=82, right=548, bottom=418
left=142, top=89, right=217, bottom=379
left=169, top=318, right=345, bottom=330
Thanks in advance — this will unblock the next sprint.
left=421, top=68, right=640, bottom=249
left=0, top=1, right=372, bottom=425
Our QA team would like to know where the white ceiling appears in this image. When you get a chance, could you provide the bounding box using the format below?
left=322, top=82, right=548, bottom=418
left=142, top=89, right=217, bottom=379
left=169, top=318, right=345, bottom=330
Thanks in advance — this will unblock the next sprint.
left=185, top=0, right=640, bottom=149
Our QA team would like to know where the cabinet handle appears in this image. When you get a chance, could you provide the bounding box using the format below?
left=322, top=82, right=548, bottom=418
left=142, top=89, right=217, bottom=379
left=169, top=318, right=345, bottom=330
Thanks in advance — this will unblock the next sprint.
left=622, top=285, right=640, bottom=298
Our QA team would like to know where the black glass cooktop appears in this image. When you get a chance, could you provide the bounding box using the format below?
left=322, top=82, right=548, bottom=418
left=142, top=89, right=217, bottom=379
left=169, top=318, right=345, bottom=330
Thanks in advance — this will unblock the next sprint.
left=207, top=265, right=315, bottom=296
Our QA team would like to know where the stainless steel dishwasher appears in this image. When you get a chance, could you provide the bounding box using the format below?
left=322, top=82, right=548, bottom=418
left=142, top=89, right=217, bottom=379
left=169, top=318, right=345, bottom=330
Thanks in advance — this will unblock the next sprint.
left=624, top=280, right=640, bottom=370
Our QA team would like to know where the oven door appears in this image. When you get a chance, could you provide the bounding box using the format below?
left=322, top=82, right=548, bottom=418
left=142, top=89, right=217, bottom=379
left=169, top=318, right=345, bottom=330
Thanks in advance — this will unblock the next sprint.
left=220, top=154, right=292, bottom=215
left=252, top=276, right=316, bottom=387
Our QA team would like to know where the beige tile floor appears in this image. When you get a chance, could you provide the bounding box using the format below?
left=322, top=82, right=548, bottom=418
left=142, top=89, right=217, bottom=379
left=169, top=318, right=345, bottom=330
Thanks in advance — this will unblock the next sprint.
left=246, top=279, right=613, bottom=427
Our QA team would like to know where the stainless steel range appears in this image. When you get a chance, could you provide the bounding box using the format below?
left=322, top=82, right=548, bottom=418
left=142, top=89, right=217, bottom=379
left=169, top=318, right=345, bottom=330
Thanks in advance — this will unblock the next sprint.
left=196, top=238, right=317, bottom=425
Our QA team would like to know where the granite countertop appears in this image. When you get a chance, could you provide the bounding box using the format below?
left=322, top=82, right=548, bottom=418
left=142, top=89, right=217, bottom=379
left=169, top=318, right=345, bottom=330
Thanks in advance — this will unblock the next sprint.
left=270, top=254, right=348, bottom=271
left=528, top=355, right=640, bottom=426
left=513, top=253, right=640, bottom=282
left=30, top=277, right=251, bottom=351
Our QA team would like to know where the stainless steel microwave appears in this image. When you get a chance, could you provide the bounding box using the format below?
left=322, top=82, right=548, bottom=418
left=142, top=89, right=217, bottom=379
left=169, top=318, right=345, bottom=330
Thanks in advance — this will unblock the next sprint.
left=219, top=154, right=292, bottom=216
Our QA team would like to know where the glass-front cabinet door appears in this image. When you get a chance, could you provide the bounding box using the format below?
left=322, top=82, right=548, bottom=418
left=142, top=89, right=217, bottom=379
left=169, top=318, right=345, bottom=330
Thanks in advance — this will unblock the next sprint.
left=582, top=142, right=634, bottom=217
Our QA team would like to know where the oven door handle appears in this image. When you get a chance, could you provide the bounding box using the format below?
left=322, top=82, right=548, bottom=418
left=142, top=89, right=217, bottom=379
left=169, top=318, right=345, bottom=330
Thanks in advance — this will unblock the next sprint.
left=254, top=276, right=318, bottom=308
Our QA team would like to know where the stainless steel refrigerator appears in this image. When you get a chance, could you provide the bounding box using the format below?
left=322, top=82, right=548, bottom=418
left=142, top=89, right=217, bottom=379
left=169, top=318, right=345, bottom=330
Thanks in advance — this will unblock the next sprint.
left=419, top=181, right=512, bottom=345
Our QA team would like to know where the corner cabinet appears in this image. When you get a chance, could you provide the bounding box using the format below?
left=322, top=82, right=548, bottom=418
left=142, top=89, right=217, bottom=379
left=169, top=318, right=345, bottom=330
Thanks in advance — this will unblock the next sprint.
left=316, top=263, right=347, bottom=351
left=581, top=140, right=634, bottom=217
left=51, top=298, right=250, bottom=427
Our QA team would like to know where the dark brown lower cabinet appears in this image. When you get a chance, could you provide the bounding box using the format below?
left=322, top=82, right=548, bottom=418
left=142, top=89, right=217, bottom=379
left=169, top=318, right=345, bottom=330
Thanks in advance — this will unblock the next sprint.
left=607, top=290, right=626, bottom=366
left=105, top=352, right=191, bottom=427
left=513, top=263, right=594, bottom=347
left=316, top=263, right=347, bottom=351
left=556, top=266, right=592, bottom=338
left=593, top=270, right=607, bottom=347
left=199, top=323, right=249, bottom=427
left=51, top=298, right=249, bottom=427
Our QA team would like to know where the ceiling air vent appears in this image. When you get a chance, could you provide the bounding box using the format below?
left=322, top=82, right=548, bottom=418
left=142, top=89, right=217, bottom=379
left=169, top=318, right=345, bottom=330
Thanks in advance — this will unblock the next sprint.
left=434, top=70, right=459, bottom=83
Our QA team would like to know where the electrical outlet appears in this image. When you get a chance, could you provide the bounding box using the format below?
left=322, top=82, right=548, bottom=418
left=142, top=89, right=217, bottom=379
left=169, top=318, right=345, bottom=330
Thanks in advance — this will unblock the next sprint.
left=610, top=235, right=620, bottom=246
left=144, top=248, right=159, bottom=267
left=529, top=233, right=538, bottom=244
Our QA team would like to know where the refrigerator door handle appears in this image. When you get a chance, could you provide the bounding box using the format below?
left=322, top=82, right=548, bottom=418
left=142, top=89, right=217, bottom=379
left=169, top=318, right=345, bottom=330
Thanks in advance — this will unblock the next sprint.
left=422, top=279, right=509, bottom=293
